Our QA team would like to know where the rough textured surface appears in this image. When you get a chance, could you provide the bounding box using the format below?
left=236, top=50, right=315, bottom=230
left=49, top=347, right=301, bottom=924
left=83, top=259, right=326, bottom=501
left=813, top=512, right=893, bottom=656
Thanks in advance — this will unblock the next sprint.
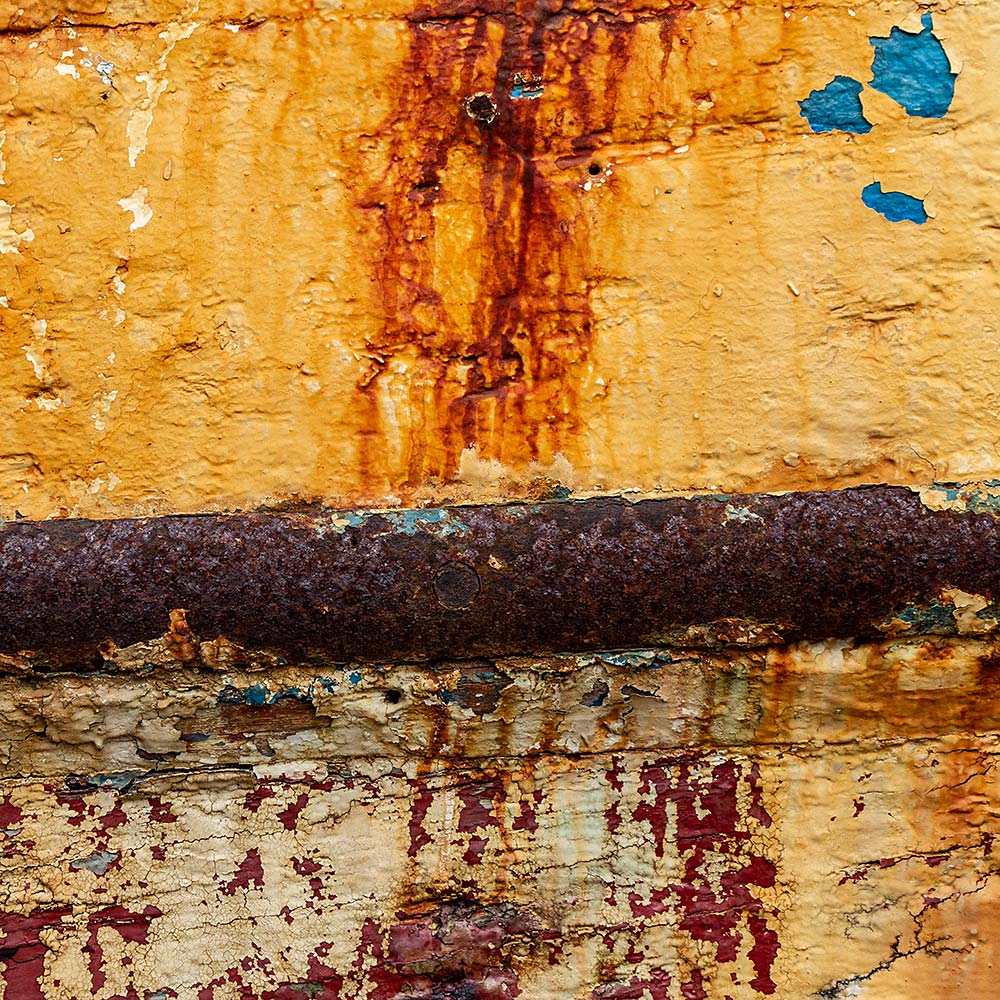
left=0, top=0, right=996, bottom=518
left=2, top=0, right=998, bottom=995
left=4, top=486, right=1000, bottom=665
left=3, top=636, right=1000, bottom=998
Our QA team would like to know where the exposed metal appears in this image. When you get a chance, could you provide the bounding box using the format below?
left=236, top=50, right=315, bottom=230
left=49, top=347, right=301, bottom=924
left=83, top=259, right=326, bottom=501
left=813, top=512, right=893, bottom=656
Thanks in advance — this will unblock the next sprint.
left=2, top=485, right=998, bottom=666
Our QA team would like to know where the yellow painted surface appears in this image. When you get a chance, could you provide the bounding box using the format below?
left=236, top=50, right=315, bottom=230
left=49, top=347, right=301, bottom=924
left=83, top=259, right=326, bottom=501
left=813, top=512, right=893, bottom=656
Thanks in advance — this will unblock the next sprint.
left=0, top=0, right=996, bottom=517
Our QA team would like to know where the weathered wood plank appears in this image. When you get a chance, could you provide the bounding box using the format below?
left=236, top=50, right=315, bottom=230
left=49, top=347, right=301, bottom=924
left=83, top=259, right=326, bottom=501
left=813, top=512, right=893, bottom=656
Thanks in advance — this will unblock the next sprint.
left=2, top=637, right=1000, bottom=997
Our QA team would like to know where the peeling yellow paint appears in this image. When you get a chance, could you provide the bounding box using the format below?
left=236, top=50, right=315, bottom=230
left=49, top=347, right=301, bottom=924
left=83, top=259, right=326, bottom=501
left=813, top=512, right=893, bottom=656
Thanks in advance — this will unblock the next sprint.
left=0, top=1, right=993, bottom=517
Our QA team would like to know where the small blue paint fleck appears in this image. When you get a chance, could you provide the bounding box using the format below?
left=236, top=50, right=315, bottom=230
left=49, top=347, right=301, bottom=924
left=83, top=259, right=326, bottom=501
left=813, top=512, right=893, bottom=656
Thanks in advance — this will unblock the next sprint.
left=349, top=671, right=361, bottom=684
left=861, top=181, right=927, bottom=224
left=869, top=14, right=955, bottom=118
left=510, top=73, right=543, bottom=99
left=799, top=75, right=872, bottom=134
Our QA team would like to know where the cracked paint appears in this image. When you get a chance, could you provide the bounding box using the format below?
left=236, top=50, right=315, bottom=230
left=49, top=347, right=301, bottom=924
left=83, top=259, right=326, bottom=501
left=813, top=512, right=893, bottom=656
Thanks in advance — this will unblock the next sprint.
left=2, top=635, right=1000, bottom=996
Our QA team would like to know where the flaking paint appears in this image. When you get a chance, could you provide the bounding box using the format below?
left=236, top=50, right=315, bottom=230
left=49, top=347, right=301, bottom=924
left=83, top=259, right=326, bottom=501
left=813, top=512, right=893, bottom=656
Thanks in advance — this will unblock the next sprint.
left=0, top=2, right=994, bottom=517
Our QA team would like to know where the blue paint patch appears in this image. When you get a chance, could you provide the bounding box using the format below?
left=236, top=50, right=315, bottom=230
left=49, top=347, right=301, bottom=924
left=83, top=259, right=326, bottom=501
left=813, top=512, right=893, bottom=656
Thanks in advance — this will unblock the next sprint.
left=243, top=683, right=269, bottom=706
left=217, top=682, right=316, bottom=706
left=869, top=13, right=955, bottom=117
left=267, top=686, right=301, bottom=702
left=349, top=671, right=362, bottom=684
left=798, top=75, right=872, bottom=133
left=381, top=508, right=470, bottom=537
left=510, top=73, right=543, bottom=99
left=861, top=181, right=927, bottom=223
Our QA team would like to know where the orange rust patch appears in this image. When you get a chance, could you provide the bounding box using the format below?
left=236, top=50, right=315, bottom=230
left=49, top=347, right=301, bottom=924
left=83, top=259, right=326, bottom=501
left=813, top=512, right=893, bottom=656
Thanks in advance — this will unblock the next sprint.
left=356, top=1, right=692, bottom=489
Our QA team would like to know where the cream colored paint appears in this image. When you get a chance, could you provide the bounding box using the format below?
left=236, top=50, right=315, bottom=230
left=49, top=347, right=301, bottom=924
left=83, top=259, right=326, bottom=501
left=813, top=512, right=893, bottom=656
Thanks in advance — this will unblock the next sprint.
left=2, top=635, right=1000, bottom=997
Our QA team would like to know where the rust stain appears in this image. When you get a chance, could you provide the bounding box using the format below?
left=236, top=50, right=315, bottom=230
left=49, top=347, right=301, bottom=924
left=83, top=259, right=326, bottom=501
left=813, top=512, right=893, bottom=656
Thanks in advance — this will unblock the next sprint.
left=356, top=0, right=691, bottom=490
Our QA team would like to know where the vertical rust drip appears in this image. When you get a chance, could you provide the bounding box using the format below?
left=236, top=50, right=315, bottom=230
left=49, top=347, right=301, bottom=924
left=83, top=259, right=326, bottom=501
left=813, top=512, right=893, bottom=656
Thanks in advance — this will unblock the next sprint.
left=356, top=1, right=691, bottom=491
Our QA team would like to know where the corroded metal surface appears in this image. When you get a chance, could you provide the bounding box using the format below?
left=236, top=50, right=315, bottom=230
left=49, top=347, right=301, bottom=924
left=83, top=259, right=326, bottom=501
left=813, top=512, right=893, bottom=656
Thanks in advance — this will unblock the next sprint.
left=2, top=486, right=1000, bottom=665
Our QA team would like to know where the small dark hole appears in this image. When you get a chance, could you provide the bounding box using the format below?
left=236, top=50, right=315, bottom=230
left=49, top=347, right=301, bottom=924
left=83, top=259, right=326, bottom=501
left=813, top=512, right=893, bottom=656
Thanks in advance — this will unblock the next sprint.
left=385, top=689, right=403, bottom=705
left=588, top=163, right=602, bottom=176
left=464, top=92, right=498, bottom=125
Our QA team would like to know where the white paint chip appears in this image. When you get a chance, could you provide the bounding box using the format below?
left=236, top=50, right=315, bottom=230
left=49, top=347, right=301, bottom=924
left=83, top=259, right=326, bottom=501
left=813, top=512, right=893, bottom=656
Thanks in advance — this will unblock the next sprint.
left=118, top=187, right=153, bottom=231
left=0, top=200, right=34, bottom=254
left=127, top=1, right=202, bottom=167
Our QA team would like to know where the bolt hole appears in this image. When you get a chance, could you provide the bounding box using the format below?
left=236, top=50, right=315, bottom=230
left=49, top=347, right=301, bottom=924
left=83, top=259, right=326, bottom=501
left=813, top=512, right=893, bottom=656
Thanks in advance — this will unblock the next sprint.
left=464, top=92, right=498, bottom=125
left=433, top=562, right=482, bottom=610
left=385, top=689, right=403, bottom=705
left=588, top=162, right=602, bottom=176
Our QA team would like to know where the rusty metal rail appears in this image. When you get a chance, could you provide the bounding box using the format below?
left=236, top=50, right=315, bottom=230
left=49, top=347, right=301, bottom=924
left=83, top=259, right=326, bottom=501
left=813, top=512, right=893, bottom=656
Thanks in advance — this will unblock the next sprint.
left=1, top=485, right=998, bottom=665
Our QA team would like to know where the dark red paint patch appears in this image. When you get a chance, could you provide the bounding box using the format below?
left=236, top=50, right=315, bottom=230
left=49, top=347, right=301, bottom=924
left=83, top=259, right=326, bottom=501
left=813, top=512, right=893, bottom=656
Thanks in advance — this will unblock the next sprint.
left=357, top=900, right=535, bottom=1000
left=99, top=801, right=129, bottom=829
left=245, top=785, right=277, bottom=813
left=512, top=789, right=541, bottom=833
left=148, top=798, right=178, bottom=824
left=278, top=793, right=310, bottom=832
left=84, top=905, right=161, bottom=993
left=746, top=915, right=778, bottom=994
left=595, top=968, right=672, bottom=1000
left=0, top=906, right=72, bottom=1000
left=221, top=849, right=265, bottom=896
left=408, top=780, right=435, bottom=857
left=626, top=757, right=780, bottom=994
left=0, top=797, right=23, bottom=830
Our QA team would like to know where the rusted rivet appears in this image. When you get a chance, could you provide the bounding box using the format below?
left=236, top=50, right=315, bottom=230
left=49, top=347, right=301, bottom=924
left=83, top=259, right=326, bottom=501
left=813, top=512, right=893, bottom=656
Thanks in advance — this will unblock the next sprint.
left=434, top=562, right=481, bottom=610
left=463, top=92, right=498, bottom=125
left=588, top=162, right=602, bottom=176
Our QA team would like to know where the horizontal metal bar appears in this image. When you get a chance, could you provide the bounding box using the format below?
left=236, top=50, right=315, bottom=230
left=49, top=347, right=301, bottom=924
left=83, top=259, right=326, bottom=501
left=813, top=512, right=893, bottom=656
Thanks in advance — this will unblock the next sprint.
left=1, top=485, right=998, bottom=666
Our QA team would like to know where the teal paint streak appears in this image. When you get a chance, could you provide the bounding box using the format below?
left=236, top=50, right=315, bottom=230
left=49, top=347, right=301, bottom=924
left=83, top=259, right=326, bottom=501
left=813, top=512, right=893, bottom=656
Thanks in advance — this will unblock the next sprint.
left=381, top=509, right=470, bottom=536
left=923, top=482, right=1000, bottom=516
left=327, top=508, right=470, bottom=537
